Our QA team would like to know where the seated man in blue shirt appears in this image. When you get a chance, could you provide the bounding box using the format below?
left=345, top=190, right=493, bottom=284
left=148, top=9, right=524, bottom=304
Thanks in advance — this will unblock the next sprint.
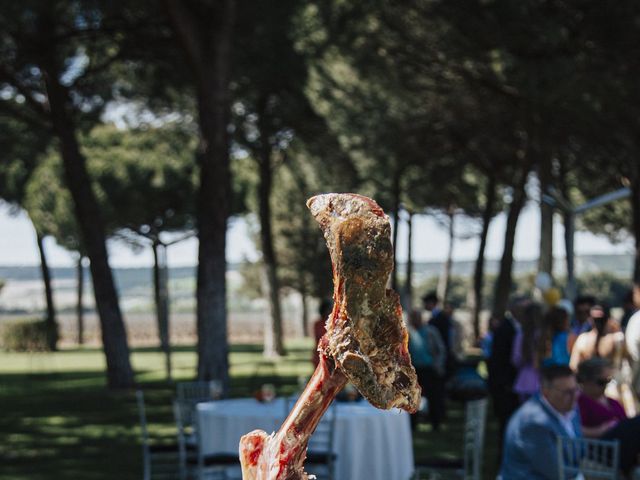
left=499, top=364, right=582, bottom=480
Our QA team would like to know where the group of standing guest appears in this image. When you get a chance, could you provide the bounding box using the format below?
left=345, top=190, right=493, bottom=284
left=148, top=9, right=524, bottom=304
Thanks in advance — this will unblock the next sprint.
left=488, top=290, right=640, bottom=479
left=407, top=292, right=460, bottom=431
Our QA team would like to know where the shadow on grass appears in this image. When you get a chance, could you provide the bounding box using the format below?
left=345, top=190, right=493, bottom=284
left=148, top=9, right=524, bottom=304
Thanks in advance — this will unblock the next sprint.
left=0, top=345, right=502, bottom=480
left=0, top=367, right=306, bottom=480
left=0, top=371, right=148, bottom=480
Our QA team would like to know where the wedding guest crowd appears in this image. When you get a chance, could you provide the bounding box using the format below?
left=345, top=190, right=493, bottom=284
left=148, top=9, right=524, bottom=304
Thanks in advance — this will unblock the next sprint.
left=491, top=288, right=640, bottom=479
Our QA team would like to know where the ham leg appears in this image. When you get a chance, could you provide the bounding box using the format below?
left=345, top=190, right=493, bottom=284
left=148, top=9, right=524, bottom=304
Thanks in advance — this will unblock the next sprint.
left=239, top=193, right=421, bottom=480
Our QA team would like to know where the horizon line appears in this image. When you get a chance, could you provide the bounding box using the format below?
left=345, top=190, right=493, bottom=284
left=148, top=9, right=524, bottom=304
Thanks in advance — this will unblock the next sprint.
left=0, top=250, right=632, bottom=270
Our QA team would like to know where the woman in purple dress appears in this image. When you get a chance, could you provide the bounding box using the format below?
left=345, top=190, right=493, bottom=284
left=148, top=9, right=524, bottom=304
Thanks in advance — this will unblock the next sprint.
left=511, top=303, right=544, bottom=402
left=577, top=358, right=640, bottom=475
left=576, top=357, right=626, bottom=437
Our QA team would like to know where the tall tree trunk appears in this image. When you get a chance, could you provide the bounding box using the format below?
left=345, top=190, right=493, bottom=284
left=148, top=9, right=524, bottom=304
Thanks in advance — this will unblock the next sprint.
left=471, top=174, right=496, bottom=341
left=538, top=154, right=554, bottom=277
left=77, top=255, right=84, bottom=345
left=42, top=50, right=133, bottom=388
left=558, top=162, right=576, bottom=301
left=391, top=170, right=401, bottom=291
left=153, top=241, right=172, bottom=381
left=164, top=0, right=234, bottom=387
left=257, top=98, right=285, bottom=357
left=563, top=212, right=577, bottom=301
left=437, top=208, right=455, bottom=304
left=403, top=211, right=414, bottom=310
left=493, top=166, right=531, bottom=319
left=36, top=232, right=58, bottom=351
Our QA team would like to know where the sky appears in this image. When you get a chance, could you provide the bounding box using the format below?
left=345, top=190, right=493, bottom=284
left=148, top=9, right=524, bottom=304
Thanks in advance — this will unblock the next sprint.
left=0, top=200, right=634, bottom=268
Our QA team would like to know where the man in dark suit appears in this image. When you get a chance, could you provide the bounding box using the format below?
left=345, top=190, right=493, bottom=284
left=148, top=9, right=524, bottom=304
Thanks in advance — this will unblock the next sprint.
left=500, top=364, right=582, bottom=480
left=487, top=298, right=527, bottom=461
left=422, top=292, right=446, bottom=347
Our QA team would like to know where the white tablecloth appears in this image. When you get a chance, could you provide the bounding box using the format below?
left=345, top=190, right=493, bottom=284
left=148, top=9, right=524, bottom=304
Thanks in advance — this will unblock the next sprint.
left=197, top=397, right=414, bottom=480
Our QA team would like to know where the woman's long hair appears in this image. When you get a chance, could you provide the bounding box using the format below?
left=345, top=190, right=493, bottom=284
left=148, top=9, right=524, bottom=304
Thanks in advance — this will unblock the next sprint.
left=591, top=304, right=610, bottom=358
left=540, top=306, right=569, bottom=360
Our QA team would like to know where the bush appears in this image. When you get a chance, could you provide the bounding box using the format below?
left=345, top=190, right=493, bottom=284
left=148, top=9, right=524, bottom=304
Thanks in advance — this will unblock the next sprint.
left=1, top=318, right=50, bottom=352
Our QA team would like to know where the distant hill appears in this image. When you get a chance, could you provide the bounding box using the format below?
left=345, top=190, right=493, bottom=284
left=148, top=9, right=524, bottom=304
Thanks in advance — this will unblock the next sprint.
left=0, top=253, right=633, bottom=283
left=405, top=253, right=633, bottom=280
left=0, top=264, right=197, bottom=285
left=0, top=265, right=197, bottom=314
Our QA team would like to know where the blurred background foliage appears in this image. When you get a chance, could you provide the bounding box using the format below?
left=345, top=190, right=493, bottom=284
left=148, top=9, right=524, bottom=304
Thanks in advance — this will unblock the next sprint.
left=0, top=0, right=639, bottom=376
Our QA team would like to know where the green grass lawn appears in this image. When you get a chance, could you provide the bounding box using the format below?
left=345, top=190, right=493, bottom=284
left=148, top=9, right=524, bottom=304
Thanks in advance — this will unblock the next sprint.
left=0, top=341, right=501, bottom=480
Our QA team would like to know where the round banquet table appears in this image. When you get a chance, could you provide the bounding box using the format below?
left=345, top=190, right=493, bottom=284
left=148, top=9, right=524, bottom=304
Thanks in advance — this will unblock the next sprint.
left=196, top=397, right=414, bottom=480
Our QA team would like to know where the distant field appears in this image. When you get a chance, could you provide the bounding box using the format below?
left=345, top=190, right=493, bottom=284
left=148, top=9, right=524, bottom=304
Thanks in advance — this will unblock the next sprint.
left=0, top=310, right=311, bottom=346
left=0, top=266, right=313, bottom=345
left=0, top=306, right=488, bottom=352
left=1, top=255, right=630, bottom=351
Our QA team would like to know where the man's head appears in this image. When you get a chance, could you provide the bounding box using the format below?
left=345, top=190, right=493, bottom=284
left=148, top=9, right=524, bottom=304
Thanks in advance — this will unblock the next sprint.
left=540, top=364, right=578, bottom=414
left=574, top=294, right=596, bottom=325
left=422, top=292, right=438, bottom=311
left=319, top=298, right=333, bottom=319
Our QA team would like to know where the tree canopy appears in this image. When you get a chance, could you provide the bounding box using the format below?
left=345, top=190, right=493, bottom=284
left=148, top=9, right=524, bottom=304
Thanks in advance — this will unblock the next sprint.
left=2, top=0, right=640, bottom=374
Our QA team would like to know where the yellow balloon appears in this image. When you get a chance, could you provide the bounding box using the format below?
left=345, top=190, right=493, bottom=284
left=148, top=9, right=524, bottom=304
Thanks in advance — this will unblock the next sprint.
left=543, top=287, right=561, bottom=306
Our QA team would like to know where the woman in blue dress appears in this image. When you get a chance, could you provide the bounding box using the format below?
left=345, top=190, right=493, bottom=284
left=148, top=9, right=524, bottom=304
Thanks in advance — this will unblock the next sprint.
left=542, top=306, right=570, bottom=366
